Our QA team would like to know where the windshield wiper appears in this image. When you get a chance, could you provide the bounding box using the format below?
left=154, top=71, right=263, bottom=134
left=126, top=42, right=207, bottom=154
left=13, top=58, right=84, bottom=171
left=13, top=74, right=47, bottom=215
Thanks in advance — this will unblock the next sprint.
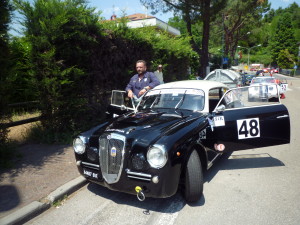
left=150, top=96, right=160, bottom=109
left=175, top=91, right=187, bottom=110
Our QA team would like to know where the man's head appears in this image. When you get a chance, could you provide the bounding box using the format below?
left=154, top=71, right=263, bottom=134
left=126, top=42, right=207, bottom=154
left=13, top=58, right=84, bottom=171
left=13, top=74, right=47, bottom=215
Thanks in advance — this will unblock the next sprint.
left=158, top=64, right=163, bottom=71
left=136, top=60, right=147, bottom=75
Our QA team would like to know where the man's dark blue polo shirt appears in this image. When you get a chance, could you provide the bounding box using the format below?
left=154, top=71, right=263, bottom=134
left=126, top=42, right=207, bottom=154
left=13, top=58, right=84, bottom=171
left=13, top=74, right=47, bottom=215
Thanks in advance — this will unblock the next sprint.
left=125, top=72, right=160, bottom=97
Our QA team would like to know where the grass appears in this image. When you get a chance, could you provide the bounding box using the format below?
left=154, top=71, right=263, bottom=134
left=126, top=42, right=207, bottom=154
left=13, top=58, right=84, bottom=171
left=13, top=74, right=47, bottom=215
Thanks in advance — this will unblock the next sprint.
left=52, top=195, right=69, bottom=207
left=27, top=124, right=75, bottom=144
left=0, top=110, right=41, bottom=124
left=11, top=111, right=41, bottom=122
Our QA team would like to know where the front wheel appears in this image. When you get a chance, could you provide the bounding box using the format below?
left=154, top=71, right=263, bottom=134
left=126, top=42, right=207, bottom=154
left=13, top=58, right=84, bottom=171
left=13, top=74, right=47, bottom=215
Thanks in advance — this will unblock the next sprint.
left=184, top=150, right=203, bottom=202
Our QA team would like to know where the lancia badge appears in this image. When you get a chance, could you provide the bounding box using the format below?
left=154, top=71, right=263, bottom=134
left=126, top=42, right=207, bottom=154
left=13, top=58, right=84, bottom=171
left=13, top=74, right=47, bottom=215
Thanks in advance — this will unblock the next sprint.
left=111, top=146, right=117, bottom=157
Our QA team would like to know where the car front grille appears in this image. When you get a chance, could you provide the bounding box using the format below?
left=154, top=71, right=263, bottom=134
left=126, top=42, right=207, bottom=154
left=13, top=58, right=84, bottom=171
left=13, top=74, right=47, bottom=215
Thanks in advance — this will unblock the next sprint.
left=99, top=133, right=126, bottom=184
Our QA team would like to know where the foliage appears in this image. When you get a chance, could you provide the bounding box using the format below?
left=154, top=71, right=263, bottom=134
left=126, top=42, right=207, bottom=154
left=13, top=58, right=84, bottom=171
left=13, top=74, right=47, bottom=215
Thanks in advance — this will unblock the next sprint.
left=8, top=37, right=37, bottom=103
left=99, top=18, right=196, bottom=83
left=141, top=0, right=227, bottom=77
left=14, top=0, right=102, bottom=133
left=26, top=124, right=75, bottom=144
left=7, top=0, right=195, bottom=143
left=269, top=12, right=298, bottom=65
left=277, top=49, right=296, bottom=69
left=3, top=0, right=299, bottom=147
left=0, top=0, right=13, bottom=151
left=209, top=0, right=270, bottom=65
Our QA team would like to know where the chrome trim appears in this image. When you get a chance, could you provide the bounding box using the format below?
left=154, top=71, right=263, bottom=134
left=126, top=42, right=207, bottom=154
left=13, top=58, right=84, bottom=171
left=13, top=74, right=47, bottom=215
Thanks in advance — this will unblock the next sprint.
left=99, top=133, right=126, bottom=184
left=207, top=153, right=222, bottom=169
left=126, top=170, right=152, bottom=181
left=277, top=115, right=289, bottom=119
left=127, top=176, right=151, bottom=181
left=82, top=162, right=100, bottom=169
left=127, top=170, right=152, bottom=178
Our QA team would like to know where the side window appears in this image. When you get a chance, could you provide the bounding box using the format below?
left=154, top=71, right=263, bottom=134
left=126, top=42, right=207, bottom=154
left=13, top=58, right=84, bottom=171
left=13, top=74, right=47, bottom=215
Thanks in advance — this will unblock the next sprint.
left=219, top=73, right=232, bottom=82
left=208, top=88, right=223, bottom=112
left=207, top=72, right=217, bottom=81
left=217, top=86, right=280, bottom=110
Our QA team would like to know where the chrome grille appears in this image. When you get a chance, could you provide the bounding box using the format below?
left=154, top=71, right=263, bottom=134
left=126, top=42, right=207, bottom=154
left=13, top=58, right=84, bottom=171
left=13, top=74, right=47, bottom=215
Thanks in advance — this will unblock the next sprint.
left=99, top=133, right=125, bottom=184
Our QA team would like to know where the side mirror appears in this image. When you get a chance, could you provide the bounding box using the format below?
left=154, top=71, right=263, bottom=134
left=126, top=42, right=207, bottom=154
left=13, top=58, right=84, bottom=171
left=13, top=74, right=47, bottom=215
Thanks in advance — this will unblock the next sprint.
left=215, top=104, right=225, bottom=113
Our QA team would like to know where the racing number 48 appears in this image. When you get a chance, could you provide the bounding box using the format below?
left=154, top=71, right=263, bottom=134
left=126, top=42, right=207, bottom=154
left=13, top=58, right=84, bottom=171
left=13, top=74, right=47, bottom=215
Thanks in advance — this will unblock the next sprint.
left=237, top=118, right=260, bottom=139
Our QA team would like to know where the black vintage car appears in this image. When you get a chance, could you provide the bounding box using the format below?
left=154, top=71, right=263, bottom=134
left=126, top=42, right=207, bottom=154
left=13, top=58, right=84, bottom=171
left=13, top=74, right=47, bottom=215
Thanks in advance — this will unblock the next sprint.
left=73, top=80, right=290, bottom=202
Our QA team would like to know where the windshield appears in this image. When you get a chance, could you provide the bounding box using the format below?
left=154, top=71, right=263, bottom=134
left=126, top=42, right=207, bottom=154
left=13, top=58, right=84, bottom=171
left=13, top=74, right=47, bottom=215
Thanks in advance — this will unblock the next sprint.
left=251, top=77, right=275, bottom=84
left=137, top=88, right=205, bottom=112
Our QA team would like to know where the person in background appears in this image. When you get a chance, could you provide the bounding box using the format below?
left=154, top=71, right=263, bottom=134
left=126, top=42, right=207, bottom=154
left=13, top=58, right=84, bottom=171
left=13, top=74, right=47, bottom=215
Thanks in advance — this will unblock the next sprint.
left=126, top=60, right=160, bottom=101
left=154, top=64, right=164, bottom=84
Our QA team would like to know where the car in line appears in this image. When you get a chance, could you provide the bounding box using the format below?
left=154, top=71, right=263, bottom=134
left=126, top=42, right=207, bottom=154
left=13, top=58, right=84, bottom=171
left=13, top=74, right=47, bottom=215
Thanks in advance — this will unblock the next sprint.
left=73, top=80, right=290, bottom=202
left=270, top=68, right=279, bottom=73
left=204, top=69, right=242, bottom=88
left=248, top=76, right=285, bottom=101
left=241, top=74, right=255, bottom=86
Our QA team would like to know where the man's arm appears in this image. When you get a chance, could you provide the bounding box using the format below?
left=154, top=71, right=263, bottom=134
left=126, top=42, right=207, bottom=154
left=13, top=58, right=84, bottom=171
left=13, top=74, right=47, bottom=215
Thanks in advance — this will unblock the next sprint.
left=125, top=76, right=136, bottom=98
left=148, top=72, right=160, bottom=88
left=137, top=72, right=160, bottom=97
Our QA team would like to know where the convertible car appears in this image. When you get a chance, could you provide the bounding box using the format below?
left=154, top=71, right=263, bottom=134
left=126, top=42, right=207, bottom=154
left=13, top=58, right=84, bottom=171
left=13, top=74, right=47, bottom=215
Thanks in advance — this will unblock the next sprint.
left=73, top=80, right=290, bottom=202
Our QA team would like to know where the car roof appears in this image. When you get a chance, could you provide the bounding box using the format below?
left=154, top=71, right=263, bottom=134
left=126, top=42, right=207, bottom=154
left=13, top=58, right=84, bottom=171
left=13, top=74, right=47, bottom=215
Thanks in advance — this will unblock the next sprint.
left=205, top=69, right=241, bottom=80
left=153, top=80, right=228, bottom=92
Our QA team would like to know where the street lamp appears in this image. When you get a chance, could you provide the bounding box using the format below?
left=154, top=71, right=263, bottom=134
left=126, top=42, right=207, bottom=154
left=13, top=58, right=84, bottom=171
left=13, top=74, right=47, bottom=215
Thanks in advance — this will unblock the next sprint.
left=238, top=44, right=262, bottom=67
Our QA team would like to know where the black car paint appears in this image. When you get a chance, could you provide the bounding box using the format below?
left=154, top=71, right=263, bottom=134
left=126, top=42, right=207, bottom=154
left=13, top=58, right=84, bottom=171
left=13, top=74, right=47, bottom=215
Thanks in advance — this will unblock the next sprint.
left=205, top=104, right=290, bottom=151
left=75, top=109, right=217, bottom=198
left=74, top=87, right=290, bottom=200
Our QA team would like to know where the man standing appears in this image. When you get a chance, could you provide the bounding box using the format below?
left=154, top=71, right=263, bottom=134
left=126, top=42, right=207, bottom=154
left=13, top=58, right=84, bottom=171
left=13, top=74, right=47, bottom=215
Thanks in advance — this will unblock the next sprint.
left=126, top=60, right=160, bottom=99
left=154, top=64, right=164, bottom=84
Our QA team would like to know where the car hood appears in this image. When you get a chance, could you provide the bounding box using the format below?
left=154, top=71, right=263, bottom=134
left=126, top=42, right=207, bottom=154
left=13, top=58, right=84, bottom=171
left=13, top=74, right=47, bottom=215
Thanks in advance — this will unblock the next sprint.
left=91, top=110, right=207, bottom=147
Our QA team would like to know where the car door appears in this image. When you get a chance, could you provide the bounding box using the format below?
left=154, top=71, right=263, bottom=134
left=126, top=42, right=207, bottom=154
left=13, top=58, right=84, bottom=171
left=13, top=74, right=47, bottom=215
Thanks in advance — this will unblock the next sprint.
left=204, top=86, right=290, bottom=152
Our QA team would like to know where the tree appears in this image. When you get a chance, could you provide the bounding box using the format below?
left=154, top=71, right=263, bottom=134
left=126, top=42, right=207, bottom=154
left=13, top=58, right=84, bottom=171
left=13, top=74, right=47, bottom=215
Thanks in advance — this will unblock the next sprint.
left=211, top=0, right=269, bottom=66
left=269, top=12, right=298, bottom=66
left=277, top=49, right=295, bottom=69
left=0, top=0, right=13, bottom=147
left=141, top=0, right=226, bottom=77
left=14, top=0, right=101, bottom=134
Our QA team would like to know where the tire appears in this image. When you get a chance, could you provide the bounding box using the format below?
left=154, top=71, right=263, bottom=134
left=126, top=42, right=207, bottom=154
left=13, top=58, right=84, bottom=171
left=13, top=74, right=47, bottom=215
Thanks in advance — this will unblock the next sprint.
left=184, top=150, right=203, bottom=202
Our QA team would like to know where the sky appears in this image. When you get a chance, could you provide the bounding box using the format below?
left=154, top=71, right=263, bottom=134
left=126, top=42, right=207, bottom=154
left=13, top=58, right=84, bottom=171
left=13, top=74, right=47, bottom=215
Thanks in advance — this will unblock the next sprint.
left=91, top=0, right=300, bottom=22
left=9, top=0, right=300, bottom=35
left=89, top=0, right=173, bottom=22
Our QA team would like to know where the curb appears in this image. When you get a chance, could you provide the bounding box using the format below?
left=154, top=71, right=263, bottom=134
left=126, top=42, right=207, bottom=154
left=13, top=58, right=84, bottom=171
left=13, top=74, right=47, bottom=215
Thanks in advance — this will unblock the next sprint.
left=0, top=176, right=87, bottom=225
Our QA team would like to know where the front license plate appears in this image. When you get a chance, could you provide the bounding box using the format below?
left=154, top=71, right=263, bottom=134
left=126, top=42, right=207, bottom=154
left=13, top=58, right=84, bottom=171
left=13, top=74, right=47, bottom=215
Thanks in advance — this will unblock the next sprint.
left=83, top=169, right=99, bottom=179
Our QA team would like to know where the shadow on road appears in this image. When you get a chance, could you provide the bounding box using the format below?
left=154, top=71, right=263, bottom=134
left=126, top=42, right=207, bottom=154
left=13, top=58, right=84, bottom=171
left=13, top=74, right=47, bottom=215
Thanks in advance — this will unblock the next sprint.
left=204, top=151, right=284, bottom=183
left=0, top=144, right=69, bottom=179
left=0, top=185, right=20, bottom=213
left=86, top=151, right=284, bottom=213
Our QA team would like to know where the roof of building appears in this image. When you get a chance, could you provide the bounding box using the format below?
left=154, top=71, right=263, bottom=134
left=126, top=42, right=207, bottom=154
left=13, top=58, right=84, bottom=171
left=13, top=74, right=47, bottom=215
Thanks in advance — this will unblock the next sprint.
left=126, top=13, right=155, bottom=21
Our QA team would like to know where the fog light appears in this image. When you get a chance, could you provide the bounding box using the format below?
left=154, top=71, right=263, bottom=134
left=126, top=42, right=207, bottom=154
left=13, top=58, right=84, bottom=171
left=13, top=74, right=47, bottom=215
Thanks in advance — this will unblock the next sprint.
left=76, top=160, right=82, bottom=166
left=152, top=176, right=159, bottom=184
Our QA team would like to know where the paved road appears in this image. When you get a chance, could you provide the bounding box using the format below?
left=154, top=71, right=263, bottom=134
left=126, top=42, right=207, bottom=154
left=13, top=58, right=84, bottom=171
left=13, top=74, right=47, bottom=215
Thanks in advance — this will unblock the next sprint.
left=26, top=77, right=300, bottom=225
left=0, top=144, right=79, bottom=218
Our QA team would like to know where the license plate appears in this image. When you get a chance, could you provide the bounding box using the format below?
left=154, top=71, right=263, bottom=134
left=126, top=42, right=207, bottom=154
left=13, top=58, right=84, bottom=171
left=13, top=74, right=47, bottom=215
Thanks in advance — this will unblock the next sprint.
left=83, top=169, right=99, bottom=179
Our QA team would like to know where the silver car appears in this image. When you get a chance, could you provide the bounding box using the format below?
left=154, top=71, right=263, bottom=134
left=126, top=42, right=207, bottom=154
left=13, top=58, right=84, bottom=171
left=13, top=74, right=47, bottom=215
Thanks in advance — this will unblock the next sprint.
left=248, top=76, right=280, bottom=102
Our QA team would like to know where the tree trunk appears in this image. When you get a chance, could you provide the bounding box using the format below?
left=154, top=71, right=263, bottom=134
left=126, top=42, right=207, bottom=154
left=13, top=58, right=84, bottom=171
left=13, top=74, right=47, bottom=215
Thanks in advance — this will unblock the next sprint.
left=199, top=0, right=211, bottom=78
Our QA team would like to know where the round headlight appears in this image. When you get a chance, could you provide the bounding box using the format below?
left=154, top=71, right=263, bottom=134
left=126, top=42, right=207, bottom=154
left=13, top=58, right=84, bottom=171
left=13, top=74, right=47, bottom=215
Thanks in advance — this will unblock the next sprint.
left=73, top=137, right=86, bottom=154
left=147, top=145, right=167, bottom=169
